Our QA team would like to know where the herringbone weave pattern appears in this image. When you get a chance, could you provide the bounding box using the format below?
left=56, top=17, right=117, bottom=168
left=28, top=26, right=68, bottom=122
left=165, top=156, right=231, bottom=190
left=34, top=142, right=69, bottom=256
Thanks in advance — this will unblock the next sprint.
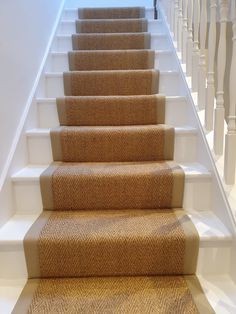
left=12, top=6, right=214, bottom=314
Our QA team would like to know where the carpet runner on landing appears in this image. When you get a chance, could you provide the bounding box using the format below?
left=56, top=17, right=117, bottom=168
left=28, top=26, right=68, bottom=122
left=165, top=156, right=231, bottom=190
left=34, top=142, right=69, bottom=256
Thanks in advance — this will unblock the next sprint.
left=13, top=6, right=215, bottom=314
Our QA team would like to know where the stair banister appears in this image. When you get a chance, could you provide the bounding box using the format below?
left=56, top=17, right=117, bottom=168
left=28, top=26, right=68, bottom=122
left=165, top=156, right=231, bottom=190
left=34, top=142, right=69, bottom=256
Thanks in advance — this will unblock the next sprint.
left=186, top=0, right=193, bottom=76
left=192, top=0, right=200, bottom=92
left=174, top=0, right=179, bottom=40
left=182, top=0, right=188, bottom=63
left=178, top=0, right=183, bottom=52
left=205, top=0, right=217, bottom=131
left=170, top=0, right=175, bottom=32
left=197, top=0, right=207, bottom=110
left=224, top=0, right=236, bottom=184
left=213, top=0, right=228, bottom=155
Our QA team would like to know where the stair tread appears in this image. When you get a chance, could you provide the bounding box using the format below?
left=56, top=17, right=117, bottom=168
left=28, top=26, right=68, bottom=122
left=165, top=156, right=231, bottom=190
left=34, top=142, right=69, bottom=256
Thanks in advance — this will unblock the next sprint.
left=1, top=275, right=235, bottom=314
left=50, top=49, right=172, bottom=55
left=11, top=162, right=211, bottom=181
left=45, top=69, right=178, bottom=77
left=26, top=126, right=197, bottom=135
left=0, top=211, right=231, bottom=249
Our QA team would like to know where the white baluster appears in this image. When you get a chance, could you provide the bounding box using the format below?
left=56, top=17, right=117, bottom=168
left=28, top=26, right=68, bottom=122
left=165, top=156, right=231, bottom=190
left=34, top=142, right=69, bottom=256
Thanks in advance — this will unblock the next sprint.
left=192, top=0, right=200, bottom=92
left=197, top=0, right=207, bottom=109
left=182, top=0, right=188, bottom=63
left=205, top=0, right=217, bottom=130
left=186, top=0, right=193, bottom=76
left=213, top=0, right=228, bottom=155
left=178, top=0, right=183, bottom=52
left=224, top=0, right=236, bottom=184
left=174, top=0, right=179, bottom=41
left=170, top=0, right=175, bottom=32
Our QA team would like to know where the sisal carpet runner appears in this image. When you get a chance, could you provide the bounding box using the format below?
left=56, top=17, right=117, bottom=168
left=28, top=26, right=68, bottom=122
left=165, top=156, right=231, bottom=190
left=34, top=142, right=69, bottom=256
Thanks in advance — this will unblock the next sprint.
left=13, top=6, right=214, bottom=314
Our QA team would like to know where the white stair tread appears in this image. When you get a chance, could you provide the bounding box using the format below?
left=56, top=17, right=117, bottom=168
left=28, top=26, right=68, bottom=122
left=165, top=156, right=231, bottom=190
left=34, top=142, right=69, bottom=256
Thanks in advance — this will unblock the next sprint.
left=25, top=126, right=197, bottom=136
left=56, top=32, right=168, bottom=39
left=63, top=7, right=154, bottom=12
left=0, top=211, right=231, bottom=249
left=60, top=18, right=161, bottom=23
left=50, top=49, right=173, bottom=56
left=36, top=95, right=186, bottom=103
left=44, top=70, right=179, bottom=77
left=198, top=275, right=236, bottom=314
left=1, top=275, right=235, bottom=314
left=11, top=163, right=211, bottom=182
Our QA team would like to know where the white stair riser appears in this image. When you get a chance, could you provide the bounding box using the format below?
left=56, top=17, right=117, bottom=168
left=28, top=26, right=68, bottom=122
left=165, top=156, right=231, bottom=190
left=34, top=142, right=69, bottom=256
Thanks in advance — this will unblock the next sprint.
left=37, top=97, right=188, bottom=129
left=52, top=34, right=171, bottom=52
left=39, top=72, right=185, bottom=98
left=26, top=131, right=197, bottom=164
left=62, top=8, right=155, bottom=20
left=0, top=243, right=230, bottom=280
left=12, top=176, right=212, bottom=214
left=58, top=20, right=166, bottom=35
left=46, top=51, right=177, bottom=72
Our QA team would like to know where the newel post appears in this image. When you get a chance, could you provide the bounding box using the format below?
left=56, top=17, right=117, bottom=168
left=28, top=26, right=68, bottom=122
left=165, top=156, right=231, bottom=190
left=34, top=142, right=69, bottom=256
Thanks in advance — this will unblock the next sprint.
left=224, top=0, right=236, bottom=184
left=213, top=0, right=228, bottom=155
left=192, top=0, right=200, bottom=92
left=205, top=0, right=217, bottom=131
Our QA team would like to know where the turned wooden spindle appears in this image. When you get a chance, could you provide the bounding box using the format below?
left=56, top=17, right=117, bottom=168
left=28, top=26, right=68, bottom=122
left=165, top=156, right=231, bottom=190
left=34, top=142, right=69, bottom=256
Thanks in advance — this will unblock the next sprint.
left=213, top=0, right=228, bottom=155
left=205, top=0, right=217, bottom=131
left=224, top=0, right=236, bottom=184
left=197, top=0, right=207, bottom=109
left=186, top=0, right=193, bottom=76
left=192, top=0, right=200, bottom=92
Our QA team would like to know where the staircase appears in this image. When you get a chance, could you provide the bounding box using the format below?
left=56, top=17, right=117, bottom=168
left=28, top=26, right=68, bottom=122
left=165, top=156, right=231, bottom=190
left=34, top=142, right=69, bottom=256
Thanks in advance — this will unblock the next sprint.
left=0, top=1, right=236, bottom=313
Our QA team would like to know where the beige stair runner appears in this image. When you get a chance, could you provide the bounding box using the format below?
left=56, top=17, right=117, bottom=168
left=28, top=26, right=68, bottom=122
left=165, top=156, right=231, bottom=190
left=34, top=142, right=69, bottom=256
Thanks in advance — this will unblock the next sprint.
left=68, top=50, right=155, bottom=70
left=13, top=6, right=214, bottom=314
left=76, top=18, right=148, bottom=33
left=72, top=33, right=151, bottom=50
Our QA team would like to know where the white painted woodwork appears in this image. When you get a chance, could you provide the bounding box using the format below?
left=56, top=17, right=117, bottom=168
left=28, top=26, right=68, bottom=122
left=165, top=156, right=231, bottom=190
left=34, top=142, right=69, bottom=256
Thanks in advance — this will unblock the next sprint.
left=1, top=2, right=236, bottom=312
left=174, top=0, right=179, bottom=40
left=53, top=33, right=171, bottom=51
left=192, top=0, right=200, bottom=92
left=26, top=127, right=198, bottom=164
left=11, top=163, right=213, bottom=214
left=186, top=0, right=193, bottom=76
left=170, top=0, right=175, bottom=32
left=224, top=0, right=236, bottom=184
left=205, top=0, right=217, bottom=131
left=182, top=0, right=188, bottom=63
left=47, top=50, right=178, bottom=72
left=177, top=0, right=183, bottom=52
left=213, top=0, right=228, bottom=155
left=41, top=71, right=185, bottom=98
left=197, top=0, right=207, bottom=110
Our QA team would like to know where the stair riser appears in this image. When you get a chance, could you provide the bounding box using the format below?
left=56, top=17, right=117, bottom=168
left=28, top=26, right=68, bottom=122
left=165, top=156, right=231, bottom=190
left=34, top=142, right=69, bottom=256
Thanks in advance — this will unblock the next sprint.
left=38, top=73, right=185, bottom=98
left=52, top=34, right=171, bottom=52
left=62, top=8, right=155, bottom=20
left=46, top=51, right=177, bottom=72
left=0, top=244, right=230, bottom=280
left=58, top=20, right=165, bottom=35
left=37, top=98, right=188, bottom=128
left=12, top=176, right=212, bottom=214
left=26, top=132, right=197, bottom=164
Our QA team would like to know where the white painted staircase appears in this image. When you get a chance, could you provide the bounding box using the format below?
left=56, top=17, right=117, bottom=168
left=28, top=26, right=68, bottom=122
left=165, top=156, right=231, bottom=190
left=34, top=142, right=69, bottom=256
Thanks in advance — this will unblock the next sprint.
left=0, top=1, right=236, bottom=313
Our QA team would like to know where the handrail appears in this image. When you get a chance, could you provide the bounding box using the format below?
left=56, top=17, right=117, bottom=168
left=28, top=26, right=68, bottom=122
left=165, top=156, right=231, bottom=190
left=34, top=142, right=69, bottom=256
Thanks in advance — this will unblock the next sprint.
left=161, top=0, right=236, bottom=185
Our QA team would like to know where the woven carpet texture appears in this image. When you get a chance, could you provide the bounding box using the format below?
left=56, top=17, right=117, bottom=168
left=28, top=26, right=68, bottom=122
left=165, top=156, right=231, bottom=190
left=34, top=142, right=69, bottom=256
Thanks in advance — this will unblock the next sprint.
left=13, top=6, right=215, bottom=314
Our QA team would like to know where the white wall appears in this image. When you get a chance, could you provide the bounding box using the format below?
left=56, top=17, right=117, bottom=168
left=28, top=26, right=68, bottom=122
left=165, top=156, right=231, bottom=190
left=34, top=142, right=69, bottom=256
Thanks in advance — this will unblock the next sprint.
left=0, top=0, right=63, bottom=175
